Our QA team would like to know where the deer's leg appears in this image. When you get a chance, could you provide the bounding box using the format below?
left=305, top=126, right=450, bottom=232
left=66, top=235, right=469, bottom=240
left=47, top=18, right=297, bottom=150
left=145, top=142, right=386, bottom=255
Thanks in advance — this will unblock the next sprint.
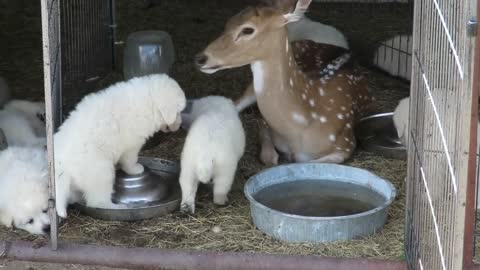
left=259, top=121, right=279, bottom=166
left=234, top=83, right=256, bottom=112
left=306, top=152, right=349, bottom=164
left=301, top=123, right=356, bottom=164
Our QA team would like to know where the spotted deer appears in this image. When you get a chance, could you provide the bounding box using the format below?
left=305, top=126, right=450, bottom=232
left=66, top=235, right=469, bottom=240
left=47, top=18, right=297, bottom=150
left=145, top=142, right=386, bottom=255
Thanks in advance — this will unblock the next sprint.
left=195, top=0, right=372, bottom=165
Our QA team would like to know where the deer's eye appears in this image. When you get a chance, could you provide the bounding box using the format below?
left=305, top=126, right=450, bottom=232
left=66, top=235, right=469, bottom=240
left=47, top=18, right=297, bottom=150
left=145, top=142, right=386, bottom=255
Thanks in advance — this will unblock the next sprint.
left=241, top=27, right=255, bottom=35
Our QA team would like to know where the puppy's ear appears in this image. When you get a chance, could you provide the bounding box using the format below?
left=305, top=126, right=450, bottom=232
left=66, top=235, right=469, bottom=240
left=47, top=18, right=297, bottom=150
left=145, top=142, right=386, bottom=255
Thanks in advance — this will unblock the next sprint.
left=159, top=105, right=178, bottom=126
left=160, top=93, right=186, bottom=126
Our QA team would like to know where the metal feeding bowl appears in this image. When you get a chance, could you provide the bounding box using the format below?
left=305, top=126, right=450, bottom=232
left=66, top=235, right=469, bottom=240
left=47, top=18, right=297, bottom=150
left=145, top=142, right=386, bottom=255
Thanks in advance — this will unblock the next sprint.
left=73, top=157, right=181, bottom=221
left=355, top=112, right=406, bottom=160
left=112, top=166, right=168, bottom=205
left=244, top=163, right=396, bottom=243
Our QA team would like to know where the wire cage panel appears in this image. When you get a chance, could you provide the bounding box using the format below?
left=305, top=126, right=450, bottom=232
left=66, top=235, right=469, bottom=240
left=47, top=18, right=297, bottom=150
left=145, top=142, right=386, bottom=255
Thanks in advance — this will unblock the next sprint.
left=405, top=0, right=478, bottom=269
left=60, top=0, right=115, bottom=114
left=313, top=0, right=414, bottom=81
left=374, top=34, right=412, bottom=81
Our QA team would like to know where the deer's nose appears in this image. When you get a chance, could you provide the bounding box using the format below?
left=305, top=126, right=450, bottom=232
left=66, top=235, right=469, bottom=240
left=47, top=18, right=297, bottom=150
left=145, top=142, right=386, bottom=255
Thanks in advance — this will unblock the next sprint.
left=194, top=53, right=208, bottom=67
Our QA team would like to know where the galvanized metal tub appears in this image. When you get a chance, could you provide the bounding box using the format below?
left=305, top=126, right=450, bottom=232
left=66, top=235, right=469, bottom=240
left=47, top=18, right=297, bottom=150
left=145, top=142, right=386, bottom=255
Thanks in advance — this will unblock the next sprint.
left=244, top=163, right=396, bottom=243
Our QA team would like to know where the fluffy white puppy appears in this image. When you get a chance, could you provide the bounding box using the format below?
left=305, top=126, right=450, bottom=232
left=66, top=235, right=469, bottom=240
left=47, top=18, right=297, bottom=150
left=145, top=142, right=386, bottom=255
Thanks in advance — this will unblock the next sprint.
left=0, top=109, right=46, bottom=147
left=179, top=96, right=246, bottom=214
left=393, top=97, right=410, bottom=147
left=54, top=74, right=186, bottom=218
left=4, top=99, right=46, bottom=137
left=0, top=146, right=50, bottom=235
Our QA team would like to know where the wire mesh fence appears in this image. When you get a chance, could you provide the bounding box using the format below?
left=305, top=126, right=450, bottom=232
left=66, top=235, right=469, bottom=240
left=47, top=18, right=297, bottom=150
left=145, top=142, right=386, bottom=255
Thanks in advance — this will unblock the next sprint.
left=60, top=0, right=115, bottom=115
left=405, top=0, right=478, bottom=269
left=312, top=0, right=414, bottom=81
left=40, top=0, right=116, bottom=249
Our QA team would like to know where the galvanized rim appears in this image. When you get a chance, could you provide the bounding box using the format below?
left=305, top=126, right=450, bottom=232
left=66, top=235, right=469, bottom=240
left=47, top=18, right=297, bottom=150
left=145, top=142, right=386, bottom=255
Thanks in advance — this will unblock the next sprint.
left=244, top=163, right=397, bottom=221
left=75, top=156, right=180, bottom=211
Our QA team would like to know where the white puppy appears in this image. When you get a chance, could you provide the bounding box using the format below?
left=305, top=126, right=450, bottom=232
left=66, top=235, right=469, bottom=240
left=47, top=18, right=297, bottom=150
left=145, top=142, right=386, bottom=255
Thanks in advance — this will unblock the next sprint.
left=393, top=97, right=410, bottom=147
left=179, top=96, right=246, bottom=214
left=54, top=74, right=186, bottom=218
left=4, top=99, right=46, bottom=137
left=0, top=146, right=50, bottom=235
left=0, top=109, right=46, bottom=147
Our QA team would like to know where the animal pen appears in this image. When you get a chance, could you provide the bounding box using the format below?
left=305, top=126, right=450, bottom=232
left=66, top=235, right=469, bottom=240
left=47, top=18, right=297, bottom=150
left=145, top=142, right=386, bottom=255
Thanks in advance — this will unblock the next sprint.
left=0, top=0, right=479, bottom=269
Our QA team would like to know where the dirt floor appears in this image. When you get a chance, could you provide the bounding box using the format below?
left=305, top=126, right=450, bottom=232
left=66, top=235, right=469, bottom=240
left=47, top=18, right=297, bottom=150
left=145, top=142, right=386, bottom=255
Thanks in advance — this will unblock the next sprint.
left=0, top=0, right=418, bottom=262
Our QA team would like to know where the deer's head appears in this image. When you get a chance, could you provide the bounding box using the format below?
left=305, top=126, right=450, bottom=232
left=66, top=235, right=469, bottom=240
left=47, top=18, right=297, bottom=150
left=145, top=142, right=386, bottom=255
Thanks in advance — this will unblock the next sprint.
left=195, top=0, right=312, bottom=74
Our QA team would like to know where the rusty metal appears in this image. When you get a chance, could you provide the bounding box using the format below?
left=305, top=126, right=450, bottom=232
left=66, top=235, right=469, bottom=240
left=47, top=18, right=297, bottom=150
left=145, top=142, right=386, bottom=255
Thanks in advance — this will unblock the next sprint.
left=467, top=264, right=480, bottom=270
left=1, top=240, right=406, bottom=270
left=464, top=1, right=480, bottom=268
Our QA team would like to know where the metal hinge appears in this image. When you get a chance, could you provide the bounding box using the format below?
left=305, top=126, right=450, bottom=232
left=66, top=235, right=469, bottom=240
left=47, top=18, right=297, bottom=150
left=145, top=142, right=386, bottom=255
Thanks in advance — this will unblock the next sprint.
left=467, top=18, right=478, bottom=37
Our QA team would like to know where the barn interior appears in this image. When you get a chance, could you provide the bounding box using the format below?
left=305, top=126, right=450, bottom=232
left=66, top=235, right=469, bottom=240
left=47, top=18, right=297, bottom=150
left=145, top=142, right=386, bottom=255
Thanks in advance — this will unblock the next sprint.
left=2, top=0, right=475, bottom=263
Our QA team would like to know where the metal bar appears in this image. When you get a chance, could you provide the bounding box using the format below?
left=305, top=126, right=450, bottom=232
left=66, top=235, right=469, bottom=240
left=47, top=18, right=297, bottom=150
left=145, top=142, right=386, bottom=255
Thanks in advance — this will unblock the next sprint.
left=40, top=0, right=60, bottom=251
left=463, top=0, right=480, bottom=267
left=1, top=241, right=406, bottom=270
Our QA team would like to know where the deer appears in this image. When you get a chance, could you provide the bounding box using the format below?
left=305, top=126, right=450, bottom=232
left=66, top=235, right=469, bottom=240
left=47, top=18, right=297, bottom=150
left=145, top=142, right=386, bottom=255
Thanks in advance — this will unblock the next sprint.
left=234, top=11, right=349, bottom=112
left=194, top=0, right=372, bottom=165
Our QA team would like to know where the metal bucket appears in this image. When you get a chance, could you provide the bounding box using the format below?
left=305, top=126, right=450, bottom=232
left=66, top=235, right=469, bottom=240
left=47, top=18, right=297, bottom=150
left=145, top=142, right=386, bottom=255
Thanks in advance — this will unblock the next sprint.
left=244, top=163, right=396, bottom=243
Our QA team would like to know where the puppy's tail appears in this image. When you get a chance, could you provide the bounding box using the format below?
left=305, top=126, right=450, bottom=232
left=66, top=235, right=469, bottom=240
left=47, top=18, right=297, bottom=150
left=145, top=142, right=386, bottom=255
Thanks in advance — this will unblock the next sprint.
left=195, top=154, right=214, bottom=184
left=0, top=76, right=11, bottom=108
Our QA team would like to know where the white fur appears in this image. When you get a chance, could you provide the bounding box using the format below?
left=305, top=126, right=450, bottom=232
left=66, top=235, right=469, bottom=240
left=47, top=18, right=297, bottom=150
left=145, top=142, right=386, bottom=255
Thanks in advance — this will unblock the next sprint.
left=251, top=61, right=265, bottom=94
left=393, top=97, right=410, bottom=147
left=4, top=99, right=46, bottom=137
left=54, top=74, right=186, bottom=218
left=287, top=16, right=349, bottom=49
left=0, top=146, right=50, bottom=235
left=0, top=76, right=11, bottom=108
left=0, top=109, right=46, bottom=147
left=179, top=96, right=246, bottom=214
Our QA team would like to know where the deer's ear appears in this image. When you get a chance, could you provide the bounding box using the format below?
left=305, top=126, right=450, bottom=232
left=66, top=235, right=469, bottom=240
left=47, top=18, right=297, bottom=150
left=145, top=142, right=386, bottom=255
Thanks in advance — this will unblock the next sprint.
left=283, top=0, right=312, bottom=23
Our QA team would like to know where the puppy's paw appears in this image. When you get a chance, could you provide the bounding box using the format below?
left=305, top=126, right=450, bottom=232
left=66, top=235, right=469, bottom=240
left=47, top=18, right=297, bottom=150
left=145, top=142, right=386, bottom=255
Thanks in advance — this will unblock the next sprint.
left=213, top=195, right=229, bottom=206
left=180, top=202, right=195, bottom=215
left=56, top=208, right=68, bottom=219
left=122, top=163, right=144, bottom=175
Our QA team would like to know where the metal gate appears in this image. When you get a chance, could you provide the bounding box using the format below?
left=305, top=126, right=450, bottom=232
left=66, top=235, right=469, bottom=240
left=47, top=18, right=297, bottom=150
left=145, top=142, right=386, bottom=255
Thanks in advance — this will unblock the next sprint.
left=405, top=0, right=478, bottom=269
left=41, top=0, right=116, bottom=249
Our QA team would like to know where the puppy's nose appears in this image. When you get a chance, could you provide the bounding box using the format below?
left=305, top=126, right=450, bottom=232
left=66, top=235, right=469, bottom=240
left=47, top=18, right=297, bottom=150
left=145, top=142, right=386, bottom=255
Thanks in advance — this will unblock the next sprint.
left=194, top=53, right=208, bottom=67
left=43, top=225, right=51, bottom=234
